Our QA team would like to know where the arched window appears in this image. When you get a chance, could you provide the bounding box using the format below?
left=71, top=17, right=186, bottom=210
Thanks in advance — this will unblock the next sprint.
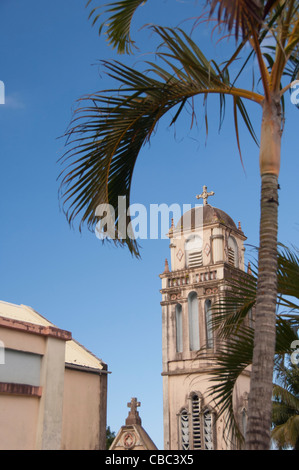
left=175, top=304, right=183, bottom=353
left=205, top=299, right=213, bottom=349
left=180, top=409, right=190, bottom=450
left=179, top=395, right=215, bottom=450
left=185, top=235, right=203, bottom=268
left=228, top=236, right=238, bottom=267
left=188, top=292, right=200, bottom=351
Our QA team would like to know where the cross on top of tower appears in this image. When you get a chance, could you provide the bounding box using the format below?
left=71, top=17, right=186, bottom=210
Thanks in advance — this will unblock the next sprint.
left=196, top=185, right=215, bottom=205
left=126, top=397, right=141, bottom=425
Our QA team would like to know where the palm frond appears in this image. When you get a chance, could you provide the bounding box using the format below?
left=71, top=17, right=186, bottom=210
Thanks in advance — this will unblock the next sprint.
left=272, top=360, right=299, bottom=450
left=284, top=4, right=299, bottom=56
left=208, top=315, right=297, bottom=446
left=269, top=0, right=299, bottom=92
left=207, top=0, right=278, bottom=40
left=271, top=421, right=292, bottom=449
left=283, top=51, right=299, bottom=81
left=59, top=27, right=261, bottom=255
left=210, top=272, right=256, bottom=339
left=273, top=383, right=299, bottom=411
left=207, top=326, right=254, bottom=445
left=207, top=245, right=299, bottom=446
left=277, top=244, right=299, bottom=311
left=272, top=401, right=293, bottom=425
left=275, top=316, right=299, bottom=354
left=86, top=0, right=147, bottom=54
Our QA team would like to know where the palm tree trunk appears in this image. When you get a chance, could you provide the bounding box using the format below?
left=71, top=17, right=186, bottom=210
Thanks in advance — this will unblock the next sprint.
left=245, top=97, right=281, bottom=450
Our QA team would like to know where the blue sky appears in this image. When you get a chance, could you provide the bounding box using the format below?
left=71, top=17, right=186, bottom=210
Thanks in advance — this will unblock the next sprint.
left=0, top=0, right=298, bottom=450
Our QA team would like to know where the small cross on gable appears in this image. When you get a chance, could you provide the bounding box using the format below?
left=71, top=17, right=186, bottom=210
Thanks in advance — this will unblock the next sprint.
left=126, top=397, right=142, bottom=425
left=127, top=397, right=141, bottom=414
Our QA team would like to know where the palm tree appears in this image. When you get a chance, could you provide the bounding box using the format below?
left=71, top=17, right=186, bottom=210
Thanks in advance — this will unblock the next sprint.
left=59, top=0, right=299, bottom=449
left=207, top=245, right=299, bottom=447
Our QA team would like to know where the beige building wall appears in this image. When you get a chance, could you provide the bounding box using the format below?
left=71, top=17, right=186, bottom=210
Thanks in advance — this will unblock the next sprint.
left=61, top=367, right=107, bottom=450
left=0, top=395, right=40, bottom=450
left=0, top=301, right=108, bottom=450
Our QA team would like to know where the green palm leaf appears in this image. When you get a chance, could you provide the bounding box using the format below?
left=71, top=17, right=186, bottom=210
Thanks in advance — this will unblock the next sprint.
left=272, top=361, right=299, bottom=449
left=208, top=317, right=298, bottom=446
left=207, top=326, right=254, bottom=445
left=86, top=0, right=147, bottom=54
left=210, top=270, right=256, bottom=339
left=273, top=384, right=299, bottom=412
left=277, top=245, right=299, bottom=311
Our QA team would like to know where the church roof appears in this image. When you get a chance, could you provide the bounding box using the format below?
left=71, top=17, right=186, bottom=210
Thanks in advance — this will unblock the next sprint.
left=175, top=204, right=238, bottom=232
left=0, top=300, right=106, bottom=372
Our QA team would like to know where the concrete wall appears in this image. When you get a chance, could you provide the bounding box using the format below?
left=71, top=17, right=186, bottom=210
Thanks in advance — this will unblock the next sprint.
left=61, top=367, right=107, bottom=450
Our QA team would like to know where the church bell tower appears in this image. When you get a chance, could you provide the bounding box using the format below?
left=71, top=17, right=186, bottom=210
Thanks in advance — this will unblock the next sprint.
left=160, top=187, right=251, bottom=450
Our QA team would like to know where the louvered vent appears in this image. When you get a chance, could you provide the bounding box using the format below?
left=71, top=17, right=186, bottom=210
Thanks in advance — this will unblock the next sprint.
left=203, top=411, right=213, bottom=450
left=188, top=251, right=203, bottom=268
left=180, top=410, right=190, bottom=450
left=192, top=395, right=201, bottom=449
left=228, top=247, right=235, bottom=266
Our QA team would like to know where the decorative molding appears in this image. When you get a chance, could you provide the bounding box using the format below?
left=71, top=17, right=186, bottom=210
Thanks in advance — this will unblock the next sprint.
left=162, top=367, right=251, bottom=377
left=204, top=243, right=210, bottom=256
left=170, top=292, right=182, bottom=301
left=123, top=432, right=136, bottom=449
left=0, top=382, right=42, bottom=397
left=205, top=287, right=218, bottom=295
left=0, top=315, right=72, bottom=341
left=176, top=249, right=184, bottom=262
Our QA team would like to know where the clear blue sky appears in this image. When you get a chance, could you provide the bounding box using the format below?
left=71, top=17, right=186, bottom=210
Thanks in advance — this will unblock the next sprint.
left=0, top=0, right=298, bottom=450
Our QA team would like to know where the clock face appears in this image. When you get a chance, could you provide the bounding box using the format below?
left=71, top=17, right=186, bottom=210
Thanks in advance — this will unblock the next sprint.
left=123, top=432, right=136, bottom=449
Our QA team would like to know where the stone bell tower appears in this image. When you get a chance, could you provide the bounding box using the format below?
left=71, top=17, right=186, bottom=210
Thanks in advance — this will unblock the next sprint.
left=160, top=187, right=251, bottom=450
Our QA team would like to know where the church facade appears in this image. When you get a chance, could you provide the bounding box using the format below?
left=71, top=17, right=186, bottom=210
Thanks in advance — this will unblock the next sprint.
left=160, top=187, right=251, bottom=450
